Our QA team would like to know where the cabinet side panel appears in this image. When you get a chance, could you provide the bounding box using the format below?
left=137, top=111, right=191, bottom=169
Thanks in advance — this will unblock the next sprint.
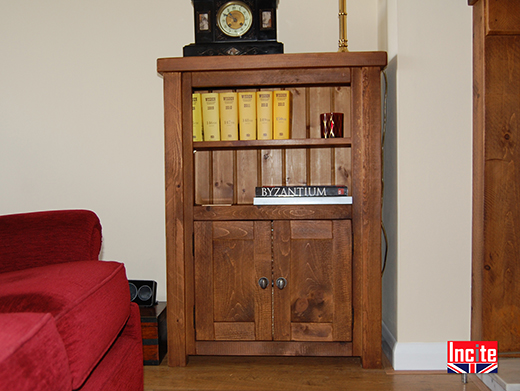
left=351, top=67, right=382, bottom=368
left=482, top=35, right=520, bottom=351
left=164, top=72, right=187, bottom=366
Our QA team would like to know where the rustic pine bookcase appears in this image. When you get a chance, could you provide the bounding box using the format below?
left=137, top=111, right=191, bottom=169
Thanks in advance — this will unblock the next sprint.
left=157, top=51, right=387, bottom=369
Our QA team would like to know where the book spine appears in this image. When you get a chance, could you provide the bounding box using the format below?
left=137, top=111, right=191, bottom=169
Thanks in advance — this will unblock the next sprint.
left=219, top=92, right=239, bottom=140
left=192, top=93, right=203, bottom=142
left=201, top=92, right=220, bottom=141
left=273, top=90, right=291, bottom=139
left=256, top=91, right=273, bottom=140
left=255, top=186, right=348, bottom=197
left=238, top=92, right=257, bottom=140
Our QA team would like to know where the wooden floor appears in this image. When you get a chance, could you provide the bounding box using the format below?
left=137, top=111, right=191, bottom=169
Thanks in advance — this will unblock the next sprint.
left=144, top=355, right=489, bottom=391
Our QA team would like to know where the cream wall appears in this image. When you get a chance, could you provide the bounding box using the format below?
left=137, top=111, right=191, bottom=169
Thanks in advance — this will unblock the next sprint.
left=380, top=0, right=473, bottom=369
left=0, top=0, right=472, bottom=370
left=0, top=0, right=377, bottom=303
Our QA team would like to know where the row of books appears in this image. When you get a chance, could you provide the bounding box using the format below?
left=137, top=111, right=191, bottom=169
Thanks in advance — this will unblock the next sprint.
left=253, top=186, right=352, bottom=205
left=192, top=91, right=291, bottom=142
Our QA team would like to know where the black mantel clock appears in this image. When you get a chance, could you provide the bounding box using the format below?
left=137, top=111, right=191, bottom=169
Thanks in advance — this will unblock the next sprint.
left=183, top=0, right=284, bottom=56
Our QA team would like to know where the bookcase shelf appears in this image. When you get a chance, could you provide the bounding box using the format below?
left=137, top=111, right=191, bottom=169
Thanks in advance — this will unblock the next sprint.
left=193, top=137, right=352, bottom=151
left=158, top=51, right=386, bottom=370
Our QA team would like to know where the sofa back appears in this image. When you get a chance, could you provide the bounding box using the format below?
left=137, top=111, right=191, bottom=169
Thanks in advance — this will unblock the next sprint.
left=0, top=210, right=102, bottom=274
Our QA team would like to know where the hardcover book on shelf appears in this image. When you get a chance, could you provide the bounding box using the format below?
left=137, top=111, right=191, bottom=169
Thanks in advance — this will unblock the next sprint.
left=273, top=90, right=291, bottom=139
left=255, top=186, right=348, bottom=197
left=238, top=92, right=257, bottom=140
left=201, top=92, right=220, bottom=141
left=256, top=91, right=273, bottom=140
left=192, top=93, right=203, bottom=142
left=253, top=196, right=352, bottom=205
left=219, top=92, right=239, bottom=140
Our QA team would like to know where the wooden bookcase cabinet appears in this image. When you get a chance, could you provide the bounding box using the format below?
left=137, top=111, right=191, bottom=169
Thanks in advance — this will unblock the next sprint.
left=157, top=52, right=387, bottom=369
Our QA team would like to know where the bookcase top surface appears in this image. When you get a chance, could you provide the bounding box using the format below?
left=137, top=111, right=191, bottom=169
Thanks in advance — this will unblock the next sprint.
left=157, top=51, right=387, bottom=74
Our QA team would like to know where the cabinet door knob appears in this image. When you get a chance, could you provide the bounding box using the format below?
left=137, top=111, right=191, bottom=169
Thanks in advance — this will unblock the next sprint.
left=276, top=277, right=287, bottom=290
left=258, top=277, right=270, bottom=289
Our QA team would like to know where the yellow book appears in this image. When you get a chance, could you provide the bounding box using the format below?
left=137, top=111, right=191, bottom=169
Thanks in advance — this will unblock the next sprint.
left=219, top=92, right=239, bottom=140
left=201, top=92, right=220, bottom=141
left=273, top=90, right=291, bottom=139
left=192, top=93, right=203, bottom=142
left=256, top=91, right=273, bottom=140
left=238, top=92, right=256, bottom=140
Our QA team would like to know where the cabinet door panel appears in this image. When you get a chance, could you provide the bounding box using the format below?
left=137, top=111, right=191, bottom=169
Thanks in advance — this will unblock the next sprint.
left=194, top=221, right=272, bottom=341
left=274, top=220, right=352, bottom=342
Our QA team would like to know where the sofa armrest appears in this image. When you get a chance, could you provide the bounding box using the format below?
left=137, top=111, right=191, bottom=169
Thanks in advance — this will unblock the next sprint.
left=0, top=209, right=102, bottom=274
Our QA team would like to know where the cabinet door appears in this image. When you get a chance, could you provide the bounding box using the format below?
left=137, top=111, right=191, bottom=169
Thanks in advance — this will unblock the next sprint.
left=273, top=220, right=352, bottom=342
left=194, top=221, right=272, bottom=341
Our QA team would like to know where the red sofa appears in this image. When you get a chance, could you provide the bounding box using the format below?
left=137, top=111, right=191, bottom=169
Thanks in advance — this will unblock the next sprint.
left=0, top=210, right=143, bottom=391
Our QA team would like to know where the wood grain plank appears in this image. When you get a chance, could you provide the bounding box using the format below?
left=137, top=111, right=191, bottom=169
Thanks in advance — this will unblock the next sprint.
left=273, top=220, right=291, bottom=341
left=254, top=221, right=274, bottom=341
left=163, top=71, right=187, bottom=366
left=213, top=238, right=255, bottom=323
left=191, top=68, right=351, bottom=89
left=285, top=87, right=307, bottom=186
left=158, top=51, right=387, bottom=74
left=195, top=341, right=353, bottom=357
left=351, top=67, right=382, bottom=368
left=212, top=150, right=234, bottom=204
left=481, top=34, right=520, bottom=351
left=193, top=204, right=352, bottom=221
left=332, top=220, right=353, bottom=341
left=214, top=322, right=256, bottom=340
left=309, top=87, right=332, bottom=185
left=291, top=323, right=333, bottom=342
left=194, top=221, right=215, bottom=340
left=213, top=221, right=254, bottom=240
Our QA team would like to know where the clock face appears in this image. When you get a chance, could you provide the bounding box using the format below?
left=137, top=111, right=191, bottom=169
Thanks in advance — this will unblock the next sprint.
left=217, top=1, right=253, bottom=37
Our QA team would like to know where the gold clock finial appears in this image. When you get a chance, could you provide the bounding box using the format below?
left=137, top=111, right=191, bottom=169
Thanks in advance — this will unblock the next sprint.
left=338, top=0, right=348, bottom=52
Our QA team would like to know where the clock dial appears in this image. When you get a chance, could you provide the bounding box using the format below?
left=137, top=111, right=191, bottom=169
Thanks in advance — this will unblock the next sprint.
left=217, top=1, right=253, bottom=37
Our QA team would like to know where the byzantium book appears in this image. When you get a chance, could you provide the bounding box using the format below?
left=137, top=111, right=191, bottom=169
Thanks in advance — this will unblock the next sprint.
left=255, top=186, right=348, bottom=197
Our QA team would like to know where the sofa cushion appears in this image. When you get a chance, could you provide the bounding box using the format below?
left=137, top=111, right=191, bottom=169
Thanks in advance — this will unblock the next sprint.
left=0, top=260, right=130, bottom=389
left=80, top=303, right=144, bottom=391
left=0, top=312, right=72, bottom=391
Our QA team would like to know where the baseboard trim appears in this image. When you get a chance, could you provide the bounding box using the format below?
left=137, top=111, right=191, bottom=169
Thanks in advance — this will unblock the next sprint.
left=382, top=321, right=447, bottom=371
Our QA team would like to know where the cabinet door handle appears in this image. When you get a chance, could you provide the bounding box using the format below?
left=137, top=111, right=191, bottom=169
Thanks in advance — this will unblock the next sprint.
left=258, top=277, right=270, bottom=290
left=276, top=277, right=287, bottom=290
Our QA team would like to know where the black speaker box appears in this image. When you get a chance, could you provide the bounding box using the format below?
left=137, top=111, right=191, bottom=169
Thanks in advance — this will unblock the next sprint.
left=129, top=280, right=157, bottom=307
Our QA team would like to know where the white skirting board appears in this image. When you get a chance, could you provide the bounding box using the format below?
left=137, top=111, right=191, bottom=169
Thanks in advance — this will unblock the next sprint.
left=382, top=322, right=448, bottom=371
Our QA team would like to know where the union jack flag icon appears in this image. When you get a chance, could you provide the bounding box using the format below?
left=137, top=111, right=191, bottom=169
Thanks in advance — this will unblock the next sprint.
left=447, top=341, right=498, bottom=374
left=447, top=363, right=498, bottom=374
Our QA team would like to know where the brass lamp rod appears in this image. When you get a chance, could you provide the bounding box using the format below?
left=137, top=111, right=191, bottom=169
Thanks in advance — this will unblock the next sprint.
left=338, top=0, right=348, bottom=52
